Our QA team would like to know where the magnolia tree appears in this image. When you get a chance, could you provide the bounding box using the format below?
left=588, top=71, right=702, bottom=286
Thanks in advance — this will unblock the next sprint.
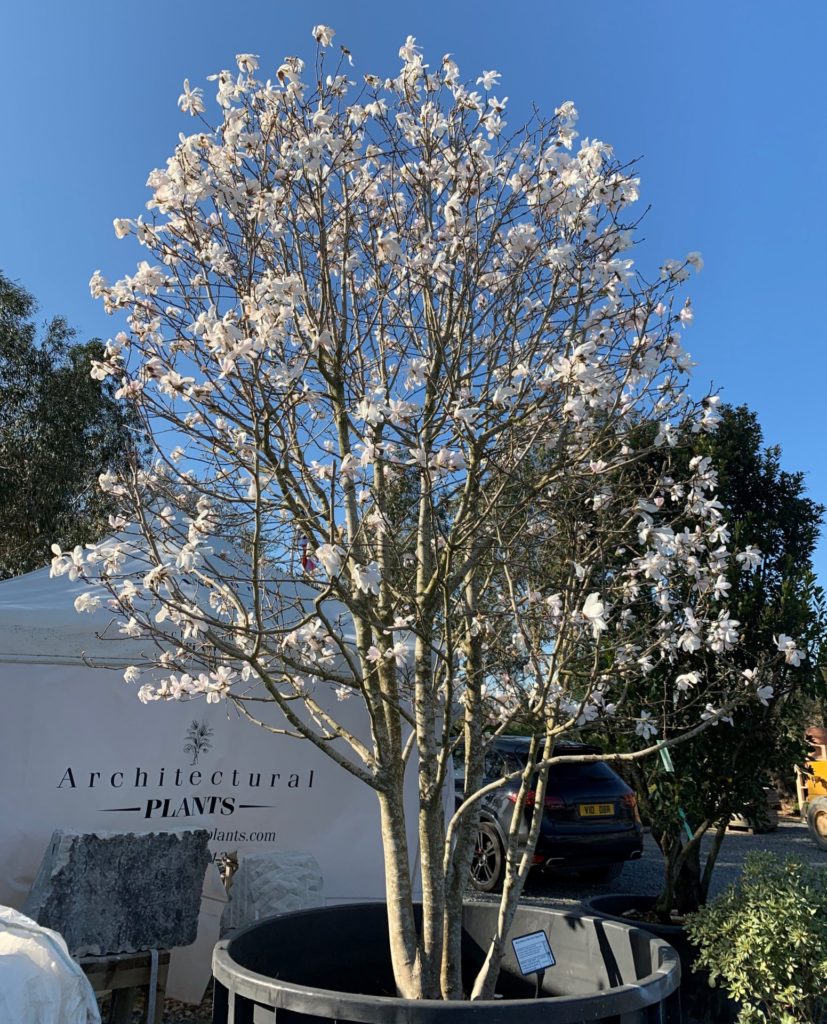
left=52, top=28, right=801, bottom=1000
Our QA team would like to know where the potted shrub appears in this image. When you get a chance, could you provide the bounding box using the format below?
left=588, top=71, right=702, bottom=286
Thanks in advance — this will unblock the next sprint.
left=686, top=852, right=827, bottom=1024
left=53, top=27, right=799, bottom=1011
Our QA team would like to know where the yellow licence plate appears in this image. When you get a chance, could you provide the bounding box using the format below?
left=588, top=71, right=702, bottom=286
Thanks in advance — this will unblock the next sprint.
left=579, top=803, right=614, bottom=817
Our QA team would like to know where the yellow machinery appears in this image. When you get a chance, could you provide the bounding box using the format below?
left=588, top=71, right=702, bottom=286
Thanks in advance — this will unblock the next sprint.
left=798, top=741, right=827, bottom=849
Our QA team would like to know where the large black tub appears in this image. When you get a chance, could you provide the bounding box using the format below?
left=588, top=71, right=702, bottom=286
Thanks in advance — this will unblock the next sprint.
left=212, top=902, right=681, bottom=1023
left=583, top=894, right=737, bottom=1024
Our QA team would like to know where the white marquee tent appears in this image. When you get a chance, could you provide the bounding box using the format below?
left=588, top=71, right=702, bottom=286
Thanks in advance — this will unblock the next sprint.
left=0, top=555, right=436, bottom=1000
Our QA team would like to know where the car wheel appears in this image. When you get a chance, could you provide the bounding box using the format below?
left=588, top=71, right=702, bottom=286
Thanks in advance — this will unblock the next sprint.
left=470, top=822, right=505, bottom=892
left=579, top=862, right=623, bottom=883
left=807, top=797, right=827, bottom=850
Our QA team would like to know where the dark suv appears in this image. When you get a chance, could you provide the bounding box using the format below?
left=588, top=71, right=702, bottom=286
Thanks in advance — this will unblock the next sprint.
left=455, top=736, right=644, bottom=892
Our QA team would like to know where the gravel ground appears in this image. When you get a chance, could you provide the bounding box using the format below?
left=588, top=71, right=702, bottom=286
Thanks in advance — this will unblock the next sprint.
left=496, top=817, right=827, bottom=908
left=108, top=819, right=825, bottom=1022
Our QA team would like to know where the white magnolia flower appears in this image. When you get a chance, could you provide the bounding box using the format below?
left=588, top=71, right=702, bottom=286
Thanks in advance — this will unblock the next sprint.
left=386, top=641, right=409, bottom=668
left=207, top=666, right=235, bottom=702
left=73, top=592, right=101, bottom=614
left=686, top=251, right=704, bottom=273
left=452, top=404, right=479, bottom=428
left=407, top=447, right=429, bottom=469
left=50, top=544, right=85, bottom=581
left=573, top=704, right=600, bottom=727
left=178, top=79, right=205, bottom=116
left=339, top=453, right=359, bottom=481
left=315, top=543, right=345, bottom=578
left=175, top=544, right=199, bottom=572
left=356, top=396, right=386, bottom=425
left=634, top=711, right=657, bottom=740
left=432, top=448, right=466, bottom=475
left=675, top=671, right=700, bottom=692
left=776, top=634, right=804, bottom=667
left=707, top=611, right=740, bottom=653
left=389, top=615, right=414, bottom=632
left=492, top=384, right=518, bottom=406
left=701, top=703, right=732, bottom=726
left=98, top=471, right=119, bottom=493
left=118, top=579, right=139, bottom=605
left=404, top=358, right=427, bottom=389
left=143, top=563, right=171, bottom=590
left=166, top=676, right=190, bottom=700
left=236, top=53, right=259, bottom=73
left=312, top=24, right=335, bottom=46
left=581, top=593, right=607, bottom=638
left=312, top=105, right=333, bottom=131
left=376, top=231, right=404, bottom=263
left=756, top=685, right=774, bottom=706
left=366, top=646, right=382, bottom=663
left=352, top=561, right=382, bottom=596
left=476, top=70, right=501, bottom=91
left=736, top=545, right=762, bottom=571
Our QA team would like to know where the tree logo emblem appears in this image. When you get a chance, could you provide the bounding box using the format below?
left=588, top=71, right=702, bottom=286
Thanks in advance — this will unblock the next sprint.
left=183, top=719, right=214, bottom=765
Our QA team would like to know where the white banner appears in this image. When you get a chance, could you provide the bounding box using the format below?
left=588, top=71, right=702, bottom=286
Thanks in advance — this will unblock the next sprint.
left=0, top=663, right=407, bottom=909
left=0, top=561, right=448, bottom=1002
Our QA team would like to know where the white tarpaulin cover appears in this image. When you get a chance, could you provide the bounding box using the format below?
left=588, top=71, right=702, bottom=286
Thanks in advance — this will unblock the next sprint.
left=0, top=906, right=101, bottom=1024
left=0, top=559, right=437, bottom=1001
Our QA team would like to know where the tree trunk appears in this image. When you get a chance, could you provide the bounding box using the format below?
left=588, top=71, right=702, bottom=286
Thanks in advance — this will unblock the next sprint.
left=700, top=820, right=728, bottom=904
left=673, top=840, right=703, bottom=915
left=377, top=787, right=423, bottom=998
left=653, top=828, right=679, bottom=922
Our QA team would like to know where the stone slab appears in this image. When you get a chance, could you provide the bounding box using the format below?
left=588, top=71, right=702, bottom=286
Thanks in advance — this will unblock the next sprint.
left=221, top=851, right=323, bottom=934
left=23, top=828, right=210, bottom=956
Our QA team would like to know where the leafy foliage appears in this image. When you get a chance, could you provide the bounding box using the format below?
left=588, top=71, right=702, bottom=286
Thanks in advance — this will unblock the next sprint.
left=686, top=852, right=827, bottom=1024
left=0, top=272, right=143, bottom=578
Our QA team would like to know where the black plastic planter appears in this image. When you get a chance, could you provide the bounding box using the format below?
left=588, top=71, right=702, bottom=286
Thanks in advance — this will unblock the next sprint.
left=212, top=901, right=680, bottom=1024
left=582, top=895, right=687, bottom=958
left=583, top=894, right=737, bottom=1024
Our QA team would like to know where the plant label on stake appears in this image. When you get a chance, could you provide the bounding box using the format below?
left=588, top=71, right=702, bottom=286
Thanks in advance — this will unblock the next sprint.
left=511, top=930, right=555, bottom=997
left=659, top=746, right=694, bottom=841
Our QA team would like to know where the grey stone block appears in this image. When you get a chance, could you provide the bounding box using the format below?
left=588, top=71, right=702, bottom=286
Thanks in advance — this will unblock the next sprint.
left=23, top=828, right=210, bottom=956
left=221, top=851, right=324, bottom=934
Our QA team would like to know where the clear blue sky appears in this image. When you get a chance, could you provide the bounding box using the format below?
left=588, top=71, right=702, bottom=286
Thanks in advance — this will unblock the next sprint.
left=4, top=2, right=826, bottom=581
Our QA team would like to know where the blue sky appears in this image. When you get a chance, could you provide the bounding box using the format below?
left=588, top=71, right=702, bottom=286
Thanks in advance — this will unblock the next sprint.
left=3, top=1, right=826, bottom=580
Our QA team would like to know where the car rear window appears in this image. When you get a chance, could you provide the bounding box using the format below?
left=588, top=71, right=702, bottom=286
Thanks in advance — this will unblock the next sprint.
left=454, top=743, right=622, bottom=784
left=547, top=762, right=619, bottom=783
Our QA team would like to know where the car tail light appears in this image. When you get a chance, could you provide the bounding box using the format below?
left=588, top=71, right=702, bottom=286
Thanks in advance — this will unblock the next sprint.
left=508, top=791, right=565, bottom=810
left=622, top=793, right=641, bottom=821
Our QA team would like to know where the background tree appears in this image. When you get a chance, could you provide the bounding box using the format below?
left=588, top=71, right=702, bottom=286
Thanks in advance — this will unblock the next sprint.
left=54, top=33, right=801, bottom=1000
left=617, top=404, right=826, bottom=917
left=0, top=272, right=143, bottom=578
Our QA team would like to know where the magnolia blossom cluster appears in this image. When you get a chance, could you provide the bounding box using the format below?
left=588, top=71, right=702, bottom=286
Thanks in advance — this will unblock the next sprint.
left=56, top=29, right=804, bottom=754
